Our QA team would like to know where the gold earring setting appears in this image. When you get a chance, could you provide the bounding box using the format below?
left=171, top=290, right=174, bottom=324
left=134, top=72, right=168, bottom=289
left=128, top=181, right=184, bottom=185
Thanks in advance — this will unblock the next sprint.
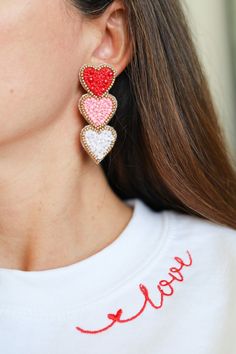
left=78, top=63, right=118, bottom=164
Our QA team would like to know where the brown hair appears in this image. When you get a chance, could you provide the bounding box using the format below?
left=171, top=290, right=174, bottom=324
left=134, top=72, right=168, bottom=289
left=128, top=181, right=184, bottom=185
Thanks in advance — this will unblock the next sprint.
left=71, top=0, right=236, bottom=229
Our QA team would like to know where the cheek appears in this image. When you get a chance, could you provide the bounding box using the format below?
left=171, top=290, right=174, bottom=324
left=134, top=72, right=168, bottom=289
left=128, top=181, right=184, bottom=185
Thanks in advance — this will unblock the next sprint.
left=0, top=1, right=82, bottom=144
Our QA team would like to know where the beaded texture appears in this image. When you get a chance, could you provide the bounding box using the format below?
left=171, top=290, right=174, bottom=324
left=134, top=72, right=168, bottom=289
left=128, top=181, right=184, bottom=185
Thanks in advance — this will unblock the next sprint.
left=79, top=64, right=116, bottom=97
left=79, top=93, right=117, bottom=129
left=78, top=64, right=118, bottom=164
left=80, top=125, right=117, bottom=165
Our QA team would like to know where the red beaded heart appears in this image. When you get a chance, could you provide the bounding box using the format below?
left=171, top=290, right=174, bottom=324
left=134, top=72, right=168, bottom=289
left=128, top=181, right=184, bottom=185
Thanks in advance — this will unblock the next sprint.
left=79, top=64, right=116, bottom=97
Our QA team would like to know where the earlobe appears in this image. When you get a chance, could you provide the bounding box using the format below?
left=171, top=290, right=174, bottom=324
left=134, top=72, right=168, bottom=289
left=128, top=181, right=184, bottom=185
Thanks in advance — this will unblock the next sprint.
left=90, top=1, right=132, bottom=76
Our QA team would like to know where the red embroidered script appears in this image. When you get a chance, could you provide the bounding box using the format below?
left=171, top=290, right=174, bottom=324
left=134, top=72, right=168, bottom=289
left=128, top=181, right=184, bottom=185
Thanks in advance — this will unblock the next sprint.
left=75, top=249, right=192, bottom=334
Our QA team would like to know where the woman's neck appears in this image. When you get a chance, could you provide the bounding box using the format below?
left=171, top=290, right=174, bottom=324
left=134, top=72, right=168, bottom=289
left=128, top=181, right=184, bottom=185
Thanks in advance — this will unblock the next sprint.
left=0, top=112, right=133, bottom=271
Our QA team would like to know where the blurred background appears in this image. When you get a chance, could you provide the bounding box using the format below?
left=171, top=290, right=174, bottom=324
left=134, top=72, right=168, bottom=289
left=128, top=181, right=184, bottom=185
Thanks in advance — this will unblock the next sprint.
left=182, top=0, right=236, bottom=160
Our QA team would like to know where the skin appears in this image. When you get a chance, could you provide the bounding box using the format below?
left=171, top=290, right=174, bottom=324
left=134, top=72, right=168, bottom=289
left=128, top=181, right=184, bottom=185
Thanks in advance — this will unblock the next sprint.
left=0, top=0, right=133, bottom=270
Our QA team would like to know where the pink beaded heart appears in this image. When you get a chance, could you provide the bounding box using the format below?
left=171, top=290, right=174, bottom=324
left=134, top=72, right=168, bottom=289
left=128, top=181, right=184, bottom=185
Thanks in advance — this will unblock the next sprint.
left=79, top=64, right=116, bottom=97
left=79, top=93, right=117, bottom=129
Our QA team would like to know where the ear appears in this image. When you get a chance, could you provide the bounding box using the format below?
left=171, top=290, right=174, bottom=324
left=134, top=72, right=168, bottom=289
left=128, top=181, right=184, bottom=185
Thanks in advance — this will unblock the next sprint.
left=88, top=0, right=132, bottom=75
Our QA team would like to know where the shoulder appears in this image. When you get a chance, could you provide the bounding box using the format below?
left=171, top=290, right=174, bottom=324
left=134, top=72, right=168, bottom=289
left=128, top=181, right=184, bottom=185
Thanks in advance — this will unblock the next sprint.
left=164, top=208, right=236, bottom=241
left=136, top=198, right=236, bottom=259
left=129, top=200, right=236, bottom=303
left=135, top=198, right=236, bottom=241
left=137, top=197, right=236, bottom=243
left=160, top=208, right=236, bottom=264
left=130, top=198, right=236, bottom=257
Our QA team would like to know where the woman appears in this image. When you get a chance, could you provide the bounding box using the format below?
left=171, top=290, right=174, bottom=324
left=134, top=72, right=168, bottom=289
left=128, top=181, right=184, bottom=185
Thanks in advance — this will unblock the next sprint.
left=0, top=0, right=235, bottom=353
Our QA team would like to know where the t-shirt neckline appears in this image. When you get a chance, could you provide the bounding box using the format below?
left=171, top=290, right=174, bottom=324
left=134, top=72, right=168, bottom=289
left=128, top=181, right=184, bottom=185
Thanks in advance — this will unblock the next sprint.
left=0, top=198, right=169, bottom=315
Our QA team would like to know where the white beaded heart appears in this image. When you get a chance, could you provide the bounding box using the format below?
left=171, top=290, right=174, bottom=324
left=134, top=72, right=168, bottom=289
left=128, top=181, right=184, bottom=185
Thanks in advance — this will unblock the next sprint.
left=80, top=125, right=117, bottom=164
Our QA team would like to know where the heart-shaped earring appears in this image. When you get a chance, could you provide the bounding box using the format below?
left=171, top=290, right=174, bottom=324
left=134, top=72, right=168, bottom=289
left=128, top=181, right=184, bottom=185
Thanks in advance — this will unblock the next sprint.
left=78, top=63, right=118, bottom=164
left=79, top=63, right=116, bottom=97
left=78, top=93, right=117, bottom=129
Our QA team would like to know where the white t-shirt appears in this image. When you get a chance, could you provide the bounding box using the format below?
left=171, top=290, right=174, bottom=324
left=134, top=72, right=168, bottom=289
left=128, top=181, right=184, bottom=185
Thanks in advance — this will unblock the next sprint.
left=0, top=198, right=235, bottom=354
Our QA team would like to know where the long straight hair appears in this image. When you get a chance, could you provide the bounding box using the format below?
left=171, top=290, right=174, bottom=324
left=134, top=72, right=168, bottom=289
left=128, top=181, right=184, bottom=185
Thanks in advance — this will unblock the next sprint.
left=71, top=0, right=236, bottom=229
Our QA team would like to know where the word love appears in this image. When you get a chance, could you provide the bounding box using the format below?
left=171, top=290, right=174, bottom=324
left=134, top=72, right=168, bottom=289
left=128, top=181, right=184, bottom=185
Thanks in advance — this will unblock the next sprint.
left=75, top=249, right=193, bottom=334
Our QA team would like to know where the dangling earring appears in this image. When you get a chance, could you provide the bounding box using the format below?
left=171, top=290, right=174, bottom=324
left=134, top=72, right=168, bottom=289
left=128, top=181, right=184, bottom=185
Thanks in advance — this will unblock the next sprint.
left=78, top=63, right=118, bottom=164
